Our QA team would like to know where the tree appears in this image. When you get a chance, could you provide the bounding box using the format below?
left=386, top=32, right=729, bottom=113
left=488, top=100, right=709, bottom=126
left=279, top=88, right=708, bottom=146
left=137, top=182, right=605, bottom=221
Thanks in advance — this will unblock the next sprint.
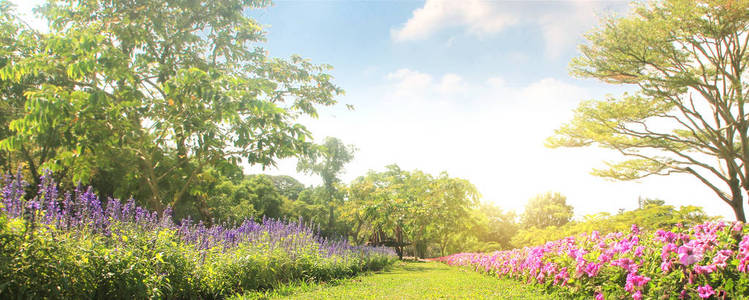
left=0, top=0, right=342, bottom=213
left=427, top=173, right=479, bottom=256
left=521, top=192, right=573, bottom=229
left=474, top=202, right=518, bottom=250
left=269, top=175, right=306, bottom=201
left=347, top=165, right=479, bottom=258
left=297, top=137, right=355, bottom=233
left=547, top=0, right=749, bottom=221
left=348, top=165, right=416, bottom=259
left=0, top=2, right=66, bottom=183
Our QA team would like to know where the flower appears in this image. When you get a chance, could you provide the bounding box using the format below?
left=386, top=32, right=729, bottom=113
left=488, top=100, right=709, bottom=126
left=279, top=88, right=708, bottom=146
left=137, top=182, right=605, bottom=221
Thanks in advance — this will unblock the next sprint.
left=595, top=292, right=604, bottom=300
left=693, top=264, right=716, bottom=275
left=713, top=250, right=733, bottom=268
left=678, top=245, right=703, bottom=266
left=632, top=290, right=642, bottom=300
left=732, top=221, right=743, bottom=233
left=697, top=284, right=715, bottom=299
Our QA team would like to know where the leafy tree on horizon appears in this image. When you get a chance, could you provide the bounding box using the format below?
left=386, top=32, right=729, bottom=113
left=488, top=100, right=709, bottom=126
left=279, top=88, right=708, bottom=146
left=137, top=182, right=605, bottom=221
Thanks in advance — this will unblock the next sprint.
left=547, top=0, right=749, bottom=221
left=297, top=137, right=356, bottom=234
left=521, top=192, right=574, bottom=229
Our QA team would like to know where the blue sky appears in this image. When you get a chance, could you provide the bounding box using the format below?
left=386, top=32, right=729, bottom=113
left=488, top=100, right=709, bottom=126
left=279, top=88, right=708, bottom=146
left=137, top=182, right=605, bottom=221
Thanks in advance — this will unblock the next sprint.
left=10, top=0, right=736, bottom=219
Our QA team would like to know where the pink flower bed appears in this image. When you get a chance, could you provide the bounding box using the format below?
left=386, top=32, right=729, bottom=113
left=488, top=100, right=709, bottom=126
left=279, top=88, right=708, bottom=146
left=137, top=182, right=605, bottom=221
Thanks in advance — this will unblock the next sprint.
left=432, top=222, right=749, bottom=299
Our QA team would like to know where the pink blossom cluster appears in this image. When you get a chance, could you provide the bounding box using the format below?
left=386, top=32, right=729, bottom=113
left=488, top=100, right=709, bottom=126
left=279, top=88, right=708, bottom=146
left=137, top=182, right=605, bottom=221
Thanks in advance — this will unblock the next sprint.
left=432, top=222, right=749, bottom=299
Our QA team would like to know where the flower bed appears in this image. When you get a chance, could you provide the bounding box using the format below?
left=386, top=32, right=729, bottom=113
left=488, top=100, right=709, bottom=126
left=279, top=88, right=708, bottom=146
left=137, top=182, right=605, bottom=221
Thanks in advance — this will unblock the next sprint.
left=0, top=172, right=396, bottom=299
left=433, top=222, right=749, bottom=299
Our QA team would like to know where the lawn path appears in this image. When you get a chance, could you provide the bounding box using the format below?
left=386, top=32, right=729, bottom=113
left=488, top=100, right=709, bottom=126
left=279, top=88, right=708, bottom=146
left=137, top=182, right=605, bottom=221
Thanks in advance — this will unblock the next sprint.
left=247, top=261, right=553, bottom=299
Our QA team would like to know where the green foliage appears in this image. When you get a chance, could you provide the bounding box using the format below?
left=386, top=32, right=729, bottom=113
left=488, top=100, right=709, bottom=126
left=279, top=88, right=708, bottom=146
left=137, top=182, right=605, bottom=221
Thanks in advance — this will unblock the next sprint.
left=511, top=201, right=715, bottom=248
left=0, top=0, right=343, bottom=213
left=521, top=192, right=574, bottom=229
left=206, top=174, right=286, bottom=223
left=469, top=202, right=519, bottom=251
left=547, top=0, right=749, bottom=221
left=347, top=165, right=479, bottom=259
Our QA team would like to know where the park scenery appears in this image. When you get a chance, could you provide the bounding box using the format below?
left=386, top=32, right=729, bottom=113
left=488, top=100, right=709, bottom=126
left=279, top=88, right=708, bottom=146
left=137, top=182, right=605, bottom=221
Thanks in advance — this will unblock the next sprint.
left=3, top=0, right=749, bottom=299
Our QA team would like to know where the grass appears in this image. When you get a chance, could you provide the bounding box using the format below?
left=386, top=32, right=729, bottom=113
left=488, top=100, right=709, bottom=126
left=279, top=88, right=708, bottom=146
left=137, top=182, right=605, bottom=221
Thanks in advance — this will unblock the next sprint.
left=236, top=261, right=555, bottom=299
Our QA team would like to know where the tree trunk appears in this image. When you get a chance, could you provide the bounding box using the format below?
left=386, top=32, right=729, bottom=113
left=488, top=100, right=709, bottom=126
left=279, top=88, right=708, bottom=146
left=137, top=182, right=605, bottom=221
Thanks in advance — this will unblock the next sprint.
left=734, top=201, right=746, bottom=223
left=729, top=176, right=746, bottom=222
left=396, top=225, right=404, bottom=260
left=327, top=204, right=335, bottom=233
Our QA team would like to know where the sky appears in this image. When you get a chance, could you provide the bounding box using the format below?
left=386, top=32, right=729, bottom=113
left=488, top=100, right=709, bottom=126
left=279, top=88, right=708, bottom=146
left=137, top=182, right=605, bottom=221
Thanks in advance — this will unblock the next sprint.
left=8, top=0, right=737, bottom=219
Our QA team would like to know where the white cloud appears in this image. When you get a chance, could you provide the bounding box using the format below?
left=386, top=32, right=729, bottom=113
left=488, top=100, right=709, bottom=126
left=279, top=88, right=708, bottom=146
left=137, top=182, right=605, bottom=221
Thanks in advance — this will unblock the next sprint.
left=391, top=0, right=518, bottom=42
left=392, top=0, right=629, bottom=58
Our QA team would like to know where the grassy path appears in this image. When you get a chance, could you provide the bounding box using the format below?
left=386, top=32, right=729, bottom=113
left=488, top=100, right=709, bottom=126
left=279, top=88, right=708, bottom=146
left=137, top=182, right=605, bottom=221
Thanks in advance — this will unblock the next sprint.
left=241, top=261, right=552, bottom=299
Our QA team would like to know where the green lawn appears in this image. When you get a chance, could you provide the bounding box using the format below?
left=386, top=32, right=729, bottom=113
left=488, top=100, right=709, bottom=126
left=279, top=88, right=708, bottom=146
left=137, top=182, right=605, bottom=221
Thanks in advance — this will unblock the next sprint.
left=238, top=261, right=554, bottom=299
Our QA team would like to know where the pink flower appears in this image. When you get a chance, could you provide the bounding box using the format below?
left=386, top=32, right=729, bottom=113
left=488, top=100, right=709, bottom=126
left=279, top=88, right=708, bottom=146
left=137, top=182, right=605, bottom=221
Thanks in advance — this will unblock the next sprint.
left=713, top=250, right=733, bottom=268
left=732, top=221, right=743, bottom=233
left=697, top=284, right=715, bottom=299
left=626, top=272, right=651, bottom=292
left=739, top=236, right=749, bottom=272
left=595, top=292, right=604, bottom=300
left=694, top=264, right=716, bottom=275
left=678, top=245, right=703, bottom=265
left=662, top=243, right=677, bottom=261
left=584, top=262, right=602, bottom=277
left=631, top=224, right=640, bottom=235
left=632, top=290, right=642, bottom=300
left=660, top=260, right=673, bottom=273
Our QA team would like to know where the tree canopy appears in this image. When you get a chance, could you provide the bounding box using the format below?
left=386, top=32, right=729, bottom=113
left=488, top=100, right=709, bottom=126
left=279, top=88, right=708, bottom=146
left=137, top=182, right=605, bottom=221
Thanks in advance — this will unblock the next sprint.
left=0, top=0, right=342, bottom=214
left=521, top=192, right=574, bottom=229
left=347, top=165, right=479, bottom=258
left=547, top=0, right=749, bottom=221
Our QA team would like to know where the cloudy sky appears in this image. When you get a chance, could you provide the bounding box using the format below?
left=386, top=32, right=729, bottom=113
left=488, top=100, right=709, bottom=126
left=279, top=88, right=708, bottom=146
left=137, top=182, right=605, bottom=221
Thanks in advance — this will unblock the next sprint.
left=9, top=0, right=736, bottom=219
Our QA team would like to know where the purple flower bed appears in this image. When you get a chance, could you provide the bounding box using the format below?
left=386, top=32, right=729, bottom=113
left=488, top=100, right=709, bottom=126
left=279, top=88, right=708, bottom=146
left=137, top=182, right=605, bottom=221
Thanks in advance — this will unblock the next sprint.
left=0, top=171, right=395, bottom=298
left=433, top=222, right=749, bottom=299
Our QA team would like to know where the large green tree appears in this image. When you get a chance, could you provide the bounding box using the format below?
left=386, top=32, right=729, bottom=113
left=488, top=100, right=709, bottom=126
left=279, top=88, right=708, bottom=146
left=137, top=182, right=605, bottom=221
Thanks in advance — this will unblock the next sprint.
left=547, top=0, right=749, bottom=221
left=0, top=0, right=342, bottom=212
left=521, top=192, right=574, bottom=229
left=348, top=165, right=479, bottom=258
left=297, top=137, right=355, bottom=233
